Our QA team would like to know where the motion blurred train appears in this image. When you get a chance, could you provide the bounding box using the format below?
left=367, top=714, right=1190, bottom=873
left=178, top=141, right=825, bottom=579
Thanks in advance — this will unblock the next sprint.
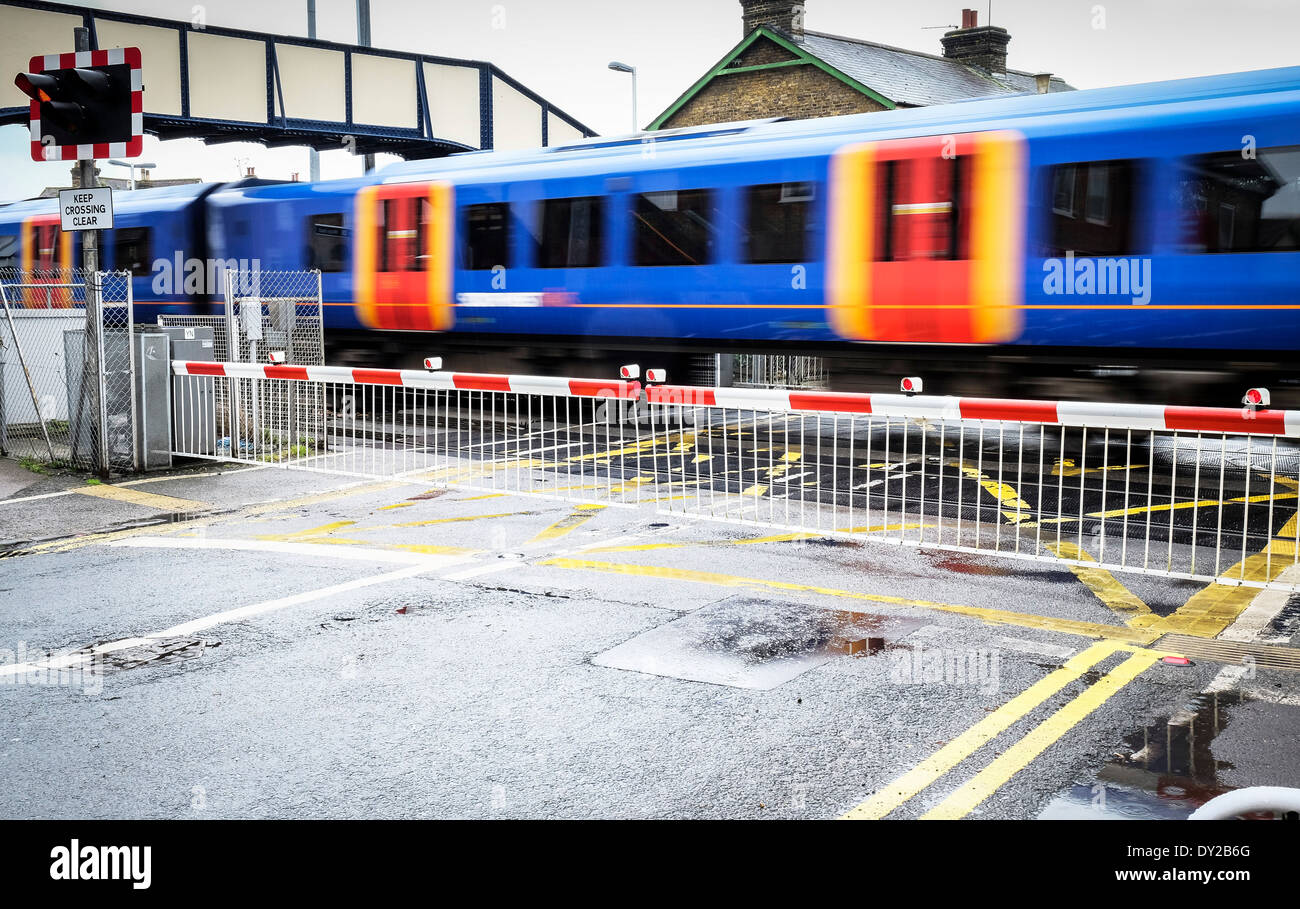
left=3, top=66, right=1299, bottom=402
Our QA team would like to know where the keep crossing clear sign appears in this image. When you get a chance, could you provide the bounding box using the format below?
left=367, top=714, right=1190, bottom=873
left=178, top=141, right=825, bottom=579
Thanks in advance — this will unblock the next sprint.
left=57, top=186, right=114, bottom=231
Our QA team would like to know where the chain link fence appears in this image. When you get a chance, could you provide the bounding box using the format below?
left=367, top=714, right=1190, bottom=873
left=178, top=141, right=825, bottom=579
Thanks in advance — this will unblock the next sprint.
left=149, top=269, right=323, bottom=366
left=155, top=269, right=325, bottom=464
left=0, top=267, right=134, bottom=473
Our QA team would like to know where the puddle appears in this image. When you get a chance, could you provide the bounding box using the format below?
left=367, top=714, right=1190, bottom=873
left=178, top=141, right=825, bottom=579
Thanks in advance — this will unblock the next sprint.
left=593, top=596, right=921, bottom=690
left=1266, top=594, right=1300, bottom=641
left=1038, top=689, right=1278, bottom=819
left=925, top=551, right=1073, bottom=582
left=785, top=537, right=858, bottom=549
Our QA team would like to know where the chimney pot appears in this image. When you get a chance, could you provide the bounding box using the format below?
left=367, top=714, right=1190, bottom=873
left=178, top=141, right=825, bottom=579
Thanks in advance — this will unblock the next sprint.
left=962, top=8, right=977, bottom=28
left=941, top=21, right=1011, bottom=74
left=246, top=166, right=255, bottom=177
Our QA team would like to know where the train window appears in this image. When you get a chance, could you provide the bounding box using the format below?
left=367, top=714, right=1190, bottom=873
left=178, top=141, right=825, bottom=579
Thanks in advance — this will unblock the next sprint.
left=1051, top=166, right=1077, bottom=216
left=534, top=196, right=604, bottom=268
left=113, top=227, right=152, bottom=278
left=1043, top=160, right=1138, bottom=256
left=0, top=234, right=17, bottom=270
left=875, top=157, right=966, bottom=261
left=463, top=203, right=511, bottom=270
left=378, top=197, right=423, bottom=272
left=415, top=198, right=432, bottom=270
left=633, top=189, right=718, bottom=266
left=304, top=213, right=348, bottom=273
left=745, top=182, right=813, bottom=263
left=1173, top=145, right=1300, bottom=253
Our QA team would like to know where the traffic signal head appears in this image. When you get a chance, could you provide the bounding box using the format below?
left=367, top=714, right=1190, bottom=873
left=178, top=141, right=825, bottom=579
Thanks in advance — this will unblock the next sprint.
left=18, top=48, right=142, bottom=161
left=14, top=72, right=57, bottom=102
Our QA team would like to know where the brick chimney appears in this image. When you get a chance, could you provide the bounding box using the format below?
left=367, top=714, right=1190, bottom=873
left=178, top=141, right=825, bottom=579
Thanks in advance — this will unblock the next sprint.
left=740, top=0, right=805, bottom=39
left=941, top=8, right=1010, bottom=74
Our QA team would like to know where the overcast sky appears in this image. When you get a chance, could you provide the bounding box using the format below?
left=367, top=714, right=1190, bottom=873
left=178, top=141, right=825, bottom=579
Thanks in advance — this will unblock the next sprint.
left=2, top=0, right=1298, bottom=202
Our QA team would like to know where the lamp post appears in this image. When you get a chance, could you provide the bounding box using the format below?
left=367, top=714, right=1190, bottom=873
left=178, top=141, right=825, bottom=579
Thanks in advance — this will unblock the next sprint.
left=107, top=159, right=157, bottom=191
left=608, top=61, right=638, bottom=133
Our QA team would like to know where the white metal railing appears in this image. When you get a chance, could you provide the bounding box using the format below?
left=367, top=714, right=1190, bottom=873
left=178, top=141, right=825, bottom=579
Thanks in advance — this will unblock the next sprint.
left=642, top=384, right=1300, bottom=593
left=170, top=361, right=645, bottom=502
left=170, top=360, right=1300, bottom=593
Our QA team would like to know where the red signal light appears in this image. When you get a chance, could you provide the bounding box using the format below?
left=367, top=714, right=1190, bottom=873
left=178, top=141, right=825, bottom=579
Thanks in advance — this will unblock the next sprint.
left=1242, top=387, right=1270, bottom=407
left=14, top=72, right=55, bottom=103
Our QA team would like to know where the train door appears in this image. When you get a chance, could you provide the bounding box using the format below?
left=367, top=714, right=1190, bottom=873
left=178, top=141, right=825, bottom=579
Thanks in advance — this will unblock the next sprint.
left=827, top=130, right=1025, bottom=344
left=354, top=181, right=454, bottom=331
left=19, top=213, right=75, bottom=307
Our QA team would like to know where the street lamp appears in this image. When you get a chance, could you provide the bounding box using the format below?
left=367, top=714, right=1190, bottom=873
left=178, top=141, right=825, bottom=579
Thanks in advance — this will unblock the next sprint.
left=608, top=61, right=638, bottom=134
left=107, top=159, right=157, bottom=191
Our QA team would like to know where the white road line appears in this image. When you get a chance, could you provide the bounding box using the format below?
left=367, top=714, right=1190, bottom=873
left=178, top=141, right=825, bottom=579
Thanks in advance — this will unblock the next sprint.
left=0, top=561, right=438, bottom=679
left=0, top=465, right=271, bottom=507
left=153, top=563, right=436, bottom=638
left=2, top=502, right=668, bottom=679
left=443, top=562, right=518, bottom=581
left=108, top=535, right=462, bottom=566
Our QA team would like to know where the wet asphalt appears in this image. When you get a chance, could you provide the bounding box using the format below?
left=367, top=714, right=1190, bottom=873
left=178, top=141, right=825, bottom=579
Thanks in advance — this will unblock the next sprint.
left=1, top=419, right=1298, bottom=820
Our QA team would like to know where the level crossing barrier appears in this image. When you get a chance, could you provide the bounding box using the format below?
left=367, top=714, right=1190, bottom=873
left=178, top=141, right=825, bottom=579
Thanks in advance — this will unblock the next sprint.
left=170, top=359, right=1300, bottom=593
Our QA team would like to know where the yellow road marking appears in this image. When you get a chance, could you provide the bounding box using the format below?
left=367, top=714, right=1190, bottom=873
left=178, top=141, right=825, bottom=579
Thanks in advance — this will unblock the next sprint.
left=257, top=521, right=356, bottom=542
left=387, top=542, right=479, bottom=557
left=1137, top=538, right=1299, bottom=637
left=23, top=479, right=410, bottom=555
left=1280, top=513, right=1298, bottom=539
left=740, top=484, right=769, bottom=498
left=841, top=642, right=1128, bottom=819
left=1052, top=459, right=1146, bottom=478
left=539, top=558, right=1156, bottom=643
left=378, top=502, right=415, bottom=510
left=457, top=493, right=508, bottom=501
left=252, top=535, right=477, bottom=557
left=579, top=523, right=932, bottom=554
left=920, top=648, right=1162, bottom=819
left=386, top=511, right=533, bottom=529
left=956, top=460, right=1033, bottom=524
left=1046, top=541, right=1151, bottom=618
left=837, top=522, right=934, bottom=534
left=72, top=484, right=207, bottom=512
left=1027, top=491, right=1298, bottom=526
left=562, top=432, right=695, bottom=464
left=529, top=505, right=606, bottom=543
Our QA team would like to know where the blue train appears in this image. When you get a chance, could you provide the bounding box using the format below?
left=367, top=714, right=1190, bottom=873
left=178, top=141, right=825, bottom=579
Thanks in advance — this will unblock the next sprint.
left=3, top=65, right=1298, bottom=401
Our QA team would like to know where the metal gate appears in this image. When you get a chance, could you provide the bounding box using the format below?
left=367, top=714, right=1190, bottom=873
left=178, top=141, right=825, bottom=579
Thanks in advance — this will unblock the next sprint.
left=0, top=268, right=135, bottom=472
left=170, top=359, right=1300, bottom=594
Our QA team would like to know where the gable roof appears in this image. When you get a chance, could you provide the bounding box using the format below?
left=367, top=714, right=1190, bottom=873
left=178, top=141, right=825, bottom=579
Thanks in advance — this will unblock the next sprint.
left=649, top=26, right=1073, bottom=129
left=799, top=30, right=1073, bottom=106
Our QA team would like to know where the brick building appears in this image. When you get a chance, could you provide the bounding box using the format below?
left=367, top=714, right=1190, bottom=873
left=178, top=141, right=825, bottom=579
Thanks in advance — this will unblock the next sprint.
left=649, top=3, right=1072, bottom=130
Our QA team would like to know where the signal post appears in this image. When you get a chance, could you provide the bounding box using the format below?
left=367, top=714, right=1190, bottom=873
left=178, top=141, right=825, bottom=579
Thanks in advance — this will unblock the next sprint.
left=13, top=27, right=143, bottom=476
